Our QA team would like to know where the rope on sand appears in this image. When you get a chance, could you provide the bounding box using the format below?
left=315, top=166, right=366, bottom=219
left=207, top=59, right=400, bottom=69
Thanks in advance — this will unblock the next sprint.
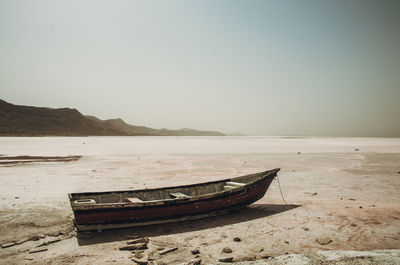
left=276, top=175, right=288, bottom=204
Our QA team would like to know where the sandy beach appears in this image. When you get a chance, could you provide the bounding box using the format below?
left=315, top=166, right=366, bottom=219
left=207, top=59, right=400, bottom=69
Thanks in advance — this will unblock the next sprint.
left=0, top=136, right=399, bottom=264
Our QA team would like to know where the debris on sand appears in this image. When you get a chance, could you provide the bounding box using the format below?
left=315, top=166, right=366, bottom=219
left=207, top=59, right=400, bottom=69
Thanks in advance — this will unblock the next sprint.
left=250, top=246, right=264, bottom=253
left=222, top=247, right=232, bottom=253
left=133, top=252, right=145, bottom=259
left=316, top=237, right=332, bottom=245
left=16, top=238, right=30, bottom=245
left=131, top=257, right=148, bottom=265
left=159, top=247, right=178, bottom=255
left=147, top=249, right=161, bottom=261
left=29, top=246, right=48, bottom=253
left=29, top=235, right=41, bottom=241
left=37, top=238, right=61, bottom=247
left=184, top=258, right=201, bottom=265
left=218, top=257, right=233, bottom=262
left=1, top=242, right=16, bottom=248
left=242, top=256, right=256, bottom=261
left=119, top=243, right=148, bottom=251
left=0, top=155, right=82, bottom=166
left=152, top=239, right=176, bottom=247
left=191, top=248, right=200, bottom=255
left=233, top=237, right=241, bottom=242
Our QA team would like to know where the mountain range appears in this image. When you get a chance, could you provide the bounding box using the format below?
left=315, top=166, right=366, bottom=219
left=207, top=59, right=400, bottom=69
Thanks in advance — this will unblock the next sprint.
left=0, top=99, right=224, bottom=136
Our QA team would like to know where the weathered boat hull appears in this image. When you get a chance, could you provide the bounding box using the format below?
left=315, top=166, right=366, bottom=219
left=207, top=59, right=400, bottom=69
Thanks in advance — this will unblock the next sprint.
left=69, top=169, right=279, bottom=231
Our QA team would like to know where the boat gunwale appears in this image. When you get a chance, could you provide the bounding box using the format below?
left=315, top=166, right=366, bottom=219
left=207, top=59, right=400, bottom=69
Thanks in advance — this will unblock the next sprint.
left=69, top=168, right=280, bottom=211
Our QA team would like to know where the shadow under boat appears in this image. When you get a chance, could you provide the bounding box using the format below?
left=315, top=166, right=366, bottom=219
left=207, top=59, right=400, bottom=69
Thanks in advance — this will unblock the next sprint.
left=77, top=203, right=300, bottom=246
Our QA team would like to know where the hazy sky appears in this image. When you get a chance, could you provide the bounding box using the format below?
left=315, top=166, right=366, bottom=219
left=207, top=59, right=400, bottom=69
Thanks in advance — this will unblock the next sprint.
left=1, top=0, right=399, bottom=136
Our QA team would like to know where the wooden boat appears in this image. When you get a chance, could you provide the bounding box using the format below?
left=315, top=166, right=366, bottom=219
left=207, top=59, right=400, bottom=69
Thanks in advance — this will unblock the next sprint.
left=68, top=168, right=280, bottom=231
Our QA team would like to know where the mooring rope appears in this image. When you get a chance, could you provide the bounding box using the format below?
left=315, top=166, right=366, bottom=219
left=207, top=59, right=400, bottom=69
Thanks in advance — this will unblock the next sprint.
left=276, top=175, right=288, bottom=204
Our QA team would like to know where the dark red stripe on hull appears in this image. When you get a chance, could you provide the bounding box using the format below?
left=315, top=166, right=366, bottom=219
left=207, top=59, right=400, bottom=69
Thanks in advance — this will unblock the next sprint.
left=74, top=180, right=272, bottom=225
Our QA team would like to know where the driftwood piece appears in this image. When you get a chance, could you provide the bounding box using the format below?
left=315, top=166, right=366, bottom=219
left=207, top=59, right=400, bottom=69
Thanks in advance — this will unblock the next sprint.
left=119, top=243, right=148, bottom=251
left=159, top=247, right=178, bottom=255
left=29, top=246, right=48, bottom=253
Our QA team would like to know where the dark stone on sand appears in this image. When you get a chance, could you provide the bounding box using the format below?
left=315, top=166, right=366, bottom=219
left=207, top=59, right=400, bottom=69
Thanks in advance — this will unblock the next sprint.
left=218, top=257, right=233, bottom=262
left=222, top=247, right=232, bottom=253
left=191, top=248, right=200, bottom=255
left=233, top=237, right=241, bottom=242
left=262, top=255, right=273, bottom=259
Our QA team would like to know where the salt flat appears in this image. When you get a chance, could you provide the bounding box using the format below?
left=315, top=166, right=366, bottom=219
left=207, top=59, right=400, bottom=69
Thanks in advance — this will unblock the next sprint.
left=0, top=136, right=399, bottom=264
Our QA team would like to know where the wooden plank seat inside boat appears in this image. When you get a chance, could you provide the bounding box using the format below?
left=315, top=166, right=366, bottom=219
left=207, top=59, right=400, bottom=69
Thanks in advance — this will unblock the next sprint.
left=226, top=181, right=246, bottom=187
left=223, top=181, right=245, bottom=190
left=126, top=197, right=144, bottom=203
left=74, top=199, right=96, bottom=204
left=170, top=192, right=191, bottom=199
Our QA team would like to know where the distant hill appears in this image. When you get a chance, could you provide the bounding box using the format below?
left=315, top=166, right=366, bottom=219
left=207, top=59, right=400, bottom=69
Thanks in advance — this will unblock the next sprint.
left=0, top=99, right=224, bottom=136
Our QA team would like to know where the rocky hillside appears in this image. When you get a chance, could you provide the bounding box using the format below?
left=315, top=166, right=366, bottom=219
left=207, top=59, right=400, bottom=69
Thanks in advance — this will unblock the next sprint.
left=0, top=99, right=224, bottom=136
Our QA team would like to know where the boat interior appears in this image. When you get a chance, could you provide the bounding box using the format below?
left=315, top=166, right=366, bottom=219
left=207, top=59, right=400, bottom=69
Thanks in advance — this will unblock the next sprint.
left=70, top=171, right=272, bottom=205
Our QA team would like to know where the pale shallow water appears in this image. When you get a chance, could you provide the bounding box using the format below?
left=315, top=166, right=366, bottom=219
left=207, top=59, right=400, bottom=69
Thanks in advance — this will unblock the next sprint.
left=1, top=136, right=400, bottom=157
